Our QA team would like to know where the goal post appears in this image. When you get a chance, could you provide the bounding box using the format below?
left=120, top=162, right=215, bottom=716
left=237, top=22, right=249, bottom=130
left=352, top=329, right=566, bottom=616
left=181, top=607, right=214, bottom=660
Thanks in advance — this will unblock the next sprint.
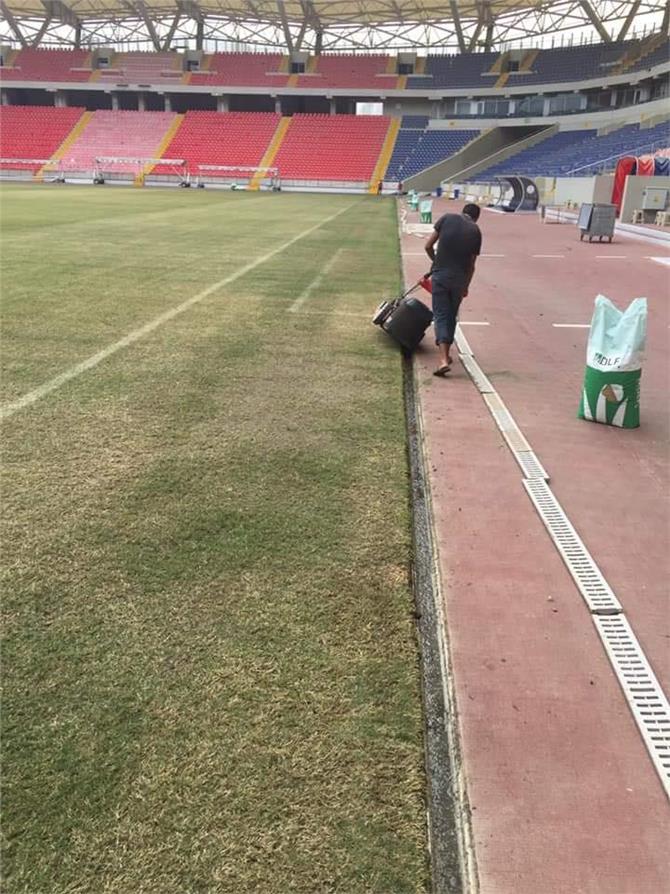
left=195, top=164, right=281, bottom=191
left=0, top=158, right=53, bottom=181
left=94, top=156, right=187, bottom=186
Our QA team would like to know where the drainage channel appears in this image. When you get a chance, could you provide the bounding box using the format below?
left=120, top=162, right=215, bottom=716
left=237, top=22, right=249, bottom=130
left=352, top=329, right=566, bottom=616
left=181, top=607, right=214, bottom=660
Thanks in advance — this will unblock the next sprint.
left=457, top=340, right=670, bottom=799
left=403, top=353, right=475, bottom=894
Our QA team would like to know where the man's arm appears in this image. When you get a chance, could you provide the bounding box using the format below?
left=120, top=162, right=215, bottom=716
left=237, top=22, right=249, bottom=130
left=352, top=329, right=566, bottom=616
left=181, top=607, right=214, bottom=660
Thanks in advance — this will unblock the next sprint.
left=425, top=228, right=439, bottom=264
left=462, top=255, right=476, bottom=298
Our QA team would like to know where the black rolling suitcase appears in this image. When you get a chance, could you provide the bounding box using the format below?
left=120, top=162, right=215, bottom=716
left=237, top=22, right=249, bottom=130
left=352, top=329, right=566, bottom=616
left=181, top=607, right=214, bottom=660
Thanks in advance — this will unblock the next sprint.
left=372, top=276, right=433, bottom=353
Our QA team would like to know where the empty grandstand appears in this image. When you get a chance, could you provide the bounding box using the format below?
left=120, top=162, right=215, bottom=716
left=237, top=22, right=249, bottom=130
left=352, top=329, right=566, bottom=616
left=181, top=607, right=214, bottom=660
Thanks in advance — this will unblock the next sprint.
left=152, top=111, right=281, bottom=181
left=0, top=8, right=666, bottom=195
left=0, top=104, right=85, bottom=172
left=474, top=119, right=670, bottom=179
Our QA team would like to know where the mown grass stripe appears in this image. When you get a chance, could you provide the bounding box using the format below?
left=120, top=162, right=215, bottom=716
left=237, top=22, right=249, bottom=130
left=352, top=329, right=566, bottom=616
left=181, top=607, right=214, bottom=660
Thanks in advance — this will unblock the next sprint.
left=1, top=200, right=358, bottom=419
left=2, top=188, right=427, bottom=892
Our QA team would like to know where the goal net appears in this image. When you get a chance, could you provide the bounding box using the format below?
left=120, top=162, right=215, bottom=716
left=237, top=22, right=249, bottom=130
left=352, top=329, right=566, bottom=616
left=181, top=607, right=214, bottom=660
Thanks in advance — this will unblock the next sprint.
left=195, top=165, right=280, bottom=190
left=93, top=156, right=187, bottom=185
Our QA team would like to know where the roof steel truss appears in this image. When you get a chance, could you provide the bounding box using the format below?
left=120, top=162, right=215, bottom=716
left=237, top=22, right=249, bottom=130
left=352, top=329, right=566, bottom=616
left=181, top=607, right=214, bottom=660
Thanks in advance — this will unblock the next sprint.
left=0, top=0, right=666, bottom=51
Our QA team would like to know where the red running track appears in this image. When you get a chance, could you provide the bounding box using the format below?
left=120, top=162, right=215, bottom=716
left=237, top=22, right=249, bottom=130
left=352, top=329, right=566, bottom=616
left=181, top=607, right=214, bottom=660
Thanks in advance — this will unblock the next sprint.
left=400, top=199, right=670, bottom=893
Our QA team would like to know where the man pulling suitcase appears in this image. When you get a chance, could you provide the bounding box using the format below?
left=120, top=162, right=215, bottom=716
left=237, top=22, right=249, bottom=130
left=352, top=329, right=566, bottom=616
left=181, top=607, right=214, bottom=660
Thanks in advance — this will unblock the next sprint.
left=424, top=203, right=482, bottom=377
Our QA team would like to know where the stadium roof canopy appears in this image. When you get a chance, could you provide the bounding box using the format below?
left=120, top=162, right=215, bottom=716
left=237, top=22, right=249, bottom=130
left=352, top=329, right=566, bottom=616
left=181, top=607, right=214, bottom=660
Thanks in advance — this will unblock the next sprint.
left=0, top=0, right=667, bottom=52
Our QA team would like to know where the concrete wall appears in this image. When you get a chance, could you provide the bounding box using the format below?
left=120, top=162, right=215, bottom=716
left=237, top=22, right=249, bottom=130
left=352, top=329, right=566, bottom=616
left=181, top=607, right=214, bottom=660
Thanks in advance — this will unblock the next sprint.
left=384, top=99, right=435, bottom=118
left=427, top=98, right=669, bottom=132
left=551, top=174, right=615, bottom=206
left=620, top=175, right=670, bottom=223
left=407, top=126, right=553, bottom=191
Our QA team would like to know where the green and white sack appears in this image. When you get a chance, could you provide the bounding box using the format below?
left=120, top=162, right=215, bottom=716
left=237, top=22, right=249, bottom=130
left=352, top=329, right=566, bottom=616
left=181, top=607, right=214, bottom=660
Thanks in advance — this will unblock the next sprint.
left=578, top=295, right=647, bottom=429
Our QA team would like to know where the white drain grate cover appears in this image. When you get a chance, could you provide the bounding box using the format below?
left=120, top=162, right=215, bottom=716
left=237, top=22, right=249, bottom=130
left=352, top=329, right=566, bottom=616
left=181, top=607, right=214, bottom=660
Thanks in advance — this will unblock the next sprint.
left=455, top=326, right=474, bottom=357
left=483, top=393, right=532, bottom=452
left=523, top=478, right=622, bottom=614
left=515, top=450, right=550, bottom=481
left=461, top=354, right=494, bottom=393
left=593, top=614, right=670, bottom=797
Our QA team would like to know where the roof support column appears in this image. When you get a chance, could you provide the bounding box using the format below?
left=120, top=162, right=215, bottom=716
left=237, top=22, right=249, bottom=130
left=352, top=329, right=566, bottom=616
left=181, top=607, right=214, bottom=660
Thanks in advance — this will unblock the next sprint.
left=579, top=0, right=612, bottom=42
left=162, top=12, right=182, bottom=50
left=661, top=0, right=669, bottom=35
left=484, top=21, right=494, bottom=51
left=449, top=0, right=467, bottom=52
left=468, top=21, right=484, bottom=50
left=277, top=0, right=294, bottom=53
left=294, top=18, right=308, bottom=51
left=31, top=13, right=53, bottom=47
left=617, top=0, right=641, bottom=40
left=132, top=0, right=162, bottom=50
left=0, top=1, right=28, bottom=47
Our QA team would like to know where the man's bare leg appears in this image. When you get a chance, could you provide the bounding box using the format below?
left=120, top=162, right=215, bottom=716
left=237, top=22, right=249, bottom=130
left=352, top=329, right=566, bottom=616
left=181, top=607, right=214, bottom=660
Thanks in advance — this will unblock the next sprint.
left=433, top=341, right=452, bottom=376
left=441, top=341, right=452, bottom=368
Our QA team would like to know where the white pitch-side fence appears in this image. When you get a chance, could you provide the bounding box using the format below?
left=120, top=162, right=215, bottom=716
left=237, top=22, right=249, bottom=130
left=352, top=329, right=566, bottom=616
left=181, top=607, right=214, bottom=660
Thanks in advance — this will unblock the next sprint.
left=0, top=158, right=375, bottom=193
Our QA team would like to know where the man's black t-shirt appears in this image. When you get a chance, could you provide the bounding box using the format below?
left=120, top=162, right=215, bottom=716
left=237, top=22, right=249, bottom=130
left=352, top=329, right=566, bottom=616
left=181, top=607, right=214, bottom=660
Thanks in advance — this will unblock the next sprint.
left=433, top=213, right=482, bottom=281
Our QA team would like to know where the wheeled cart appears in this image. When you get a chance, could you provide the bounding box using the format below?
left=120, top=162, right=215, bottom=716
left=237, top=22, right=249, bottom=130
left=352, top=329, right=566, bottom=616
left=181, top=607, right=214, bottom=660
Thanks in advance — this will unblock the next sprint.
left=578, top=203, right=616, bottom=243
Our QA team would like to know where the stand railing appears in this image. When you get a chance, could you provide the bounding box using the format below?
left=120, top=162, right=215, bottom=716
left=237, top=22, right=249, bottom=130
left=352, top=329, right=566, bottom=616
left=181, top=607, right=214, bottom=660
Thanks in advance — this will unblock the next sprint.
left=564, top=138, right=669, bottom=175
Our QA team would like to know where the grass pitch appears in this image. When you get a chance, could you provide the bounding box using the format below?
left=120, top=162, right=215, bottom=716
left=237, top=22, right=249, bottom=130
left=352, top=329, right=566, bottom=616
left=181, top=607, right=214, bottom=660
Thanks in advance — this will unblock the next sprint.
left=1, top=184, right=428, bottom=892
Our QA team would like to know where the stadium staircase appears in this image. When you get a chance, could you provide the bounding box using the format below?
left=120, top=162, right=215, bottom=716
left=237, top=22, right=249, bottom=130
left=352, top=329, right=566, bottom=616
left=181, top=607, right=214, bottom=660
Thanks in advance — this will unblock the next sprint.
left=249, top=117, right=291, bottom=189
left=141, top=115, right=185, bottom=182
left=505, top=39, right=636, bottom=86
left=94, top=52, right=183, bottom=85
left=151, top=111, right=282, bottom=179
left=369, top=118, right=401, bottom=192
left=36, top=110, right=93, bottom=180
left=0, top=105, right=87, bottom=172
left=58, top=110, right=180, bottom=173
left=272, top=113, right=391, bottom=183
left=614, top=33, right=669, bottom=74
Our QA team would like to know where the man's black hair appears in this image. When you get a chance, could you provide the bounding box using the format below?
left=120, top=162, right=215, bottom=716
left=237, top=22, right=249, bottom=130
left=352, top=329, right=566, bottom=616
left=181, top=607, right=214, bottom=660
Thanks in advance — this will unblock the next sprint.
left=462, top=203, right=481, bottom=222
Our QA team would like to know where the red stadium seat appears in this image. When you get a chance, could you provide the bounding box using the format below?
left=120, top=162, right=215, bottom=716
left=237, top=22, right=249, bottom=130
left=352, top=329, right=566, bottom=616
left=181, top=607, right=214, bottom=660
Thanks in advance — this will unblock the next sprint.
left=273, top=114, right=390, bottom=181
left=152, top=112, right=281, bottom=176
left=0, top=49, right=91, bottom=82
left=59, top=111, right=179, bottom=172
left=0, top=105, right=86, bottom=171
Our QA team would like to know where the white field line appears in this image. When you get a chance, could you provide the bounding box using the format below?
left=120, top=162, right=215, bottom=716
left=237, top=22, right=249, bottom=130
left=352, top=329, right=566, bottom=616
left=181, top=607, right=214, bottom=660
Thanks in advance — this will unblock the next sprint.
left=480, top=253, right=506, bottom=258
left=459, top=321, right=490, bottom=326
left=552, top=323, right=590, bottom=328
left=532, top=254, right=565, bottom=258
left=646, top=256, right=670, bottom=267
left=595, top=255, right=627, bottom=259
left=289, top=247, right=344, bottom=313
left=1, top=202, right=357, bottom=420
